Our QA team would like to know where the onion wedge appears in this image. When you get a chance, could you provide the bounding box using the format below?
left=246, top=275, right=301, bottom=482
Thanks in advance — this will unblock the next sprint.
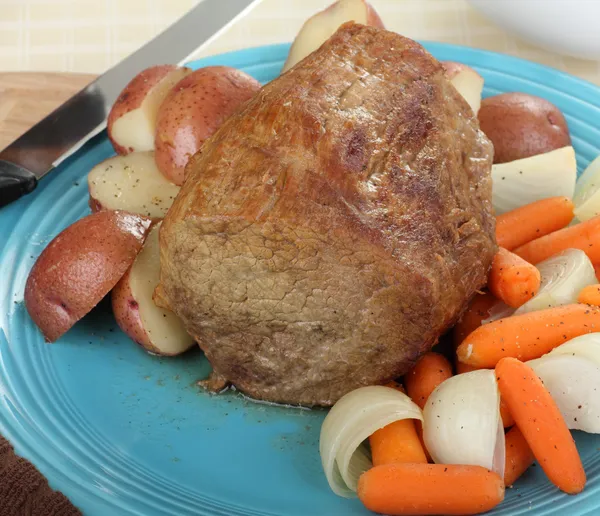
left=528, top=353, right=600, bottom=433
left=549, top=333, right=600, bottom=368
left=319, top=386, right=422, bottom=497
left=423, top=370, right=505, bottom=479
left=491, top=146, right=576, bottom=215
left=574, top=154, right=600, bottom=221
left=482, top=299, right=515, bottom=324
left=515, top=249, right=596, bottom=315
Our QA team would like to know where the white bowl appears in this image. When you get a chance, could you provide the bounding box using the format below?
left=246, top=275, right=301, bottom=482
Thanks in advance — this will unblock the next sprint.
left=468, top=0, right=600, bottom=60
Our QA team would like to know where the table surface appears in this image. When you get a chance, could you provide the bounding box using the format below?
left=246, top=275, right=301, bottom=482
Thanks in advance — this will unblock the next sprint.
left=2, top=0, right=600, bottom=85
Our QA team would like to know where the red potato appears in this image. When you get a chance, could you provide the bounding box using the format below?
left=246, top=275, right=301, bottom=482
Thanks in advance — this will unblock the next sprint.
left=88, top=151, right=180, bottom=219
left=478, top=93, right=571, bottom=164
left=24, top=211, right=152, bottom=342
left=154, top=66, right=261, bottom=185
left=107, top=65, right=191, bottom=155
left=282, top=0, right=384, bottom=73
left=112, top=223, right=195, bottom=356
left=441, top=61, right=484, bottom=115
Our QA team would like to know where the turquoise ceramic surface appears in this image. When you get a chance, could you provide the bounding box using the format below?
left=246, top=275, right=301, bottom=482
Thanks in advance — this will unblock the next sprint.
left=1, top=43, right=600, bottom=515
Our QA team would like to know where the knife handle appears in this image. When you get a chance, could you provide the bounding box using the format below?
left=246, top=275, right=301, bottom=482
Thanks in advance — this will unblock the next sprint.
left=0, top=160, right=38, bottom=208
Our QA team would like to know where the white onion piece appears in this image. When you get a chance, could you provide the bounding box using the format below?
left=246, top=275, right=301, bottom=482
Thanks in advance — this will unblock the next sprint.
left=320, top=386, right=423, bottom=497
left=482, top=299, right=515, bottom=324
left=574, top=154, right=600, bottom=221
left=515, top=249, right=596, bottom=315
left=528, top=354, right=600, bottom=433
left=423, top=370, right=505, bottom=479
left=491, top=146, right=576, bottom=214
left=549, top=333, right=600, bottom=368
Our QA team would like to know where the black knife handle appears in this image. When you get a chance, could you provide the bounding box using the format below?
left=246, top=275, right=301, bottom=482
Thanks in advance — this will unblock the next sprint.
left=0, top=160, right=38, bottom=208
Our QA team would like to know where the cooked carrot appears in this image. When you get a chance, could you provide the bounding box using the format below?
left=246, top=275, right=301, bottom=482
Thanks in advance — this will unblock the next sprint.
left=416, top=423, right=433, bottom=463
left=457, top=304, right=600, bottom=368
left=370, top=419, right=428, bottom=466
left=496, top=357, right=585, bottom=494
left=386, top=380, right=404, bottom=392
left=358, top=463, right=504, bottom=515
left=453, top=291, right=499, bottom=348
left=514, top=215, right=600, bottom=264
left=488, top=247, right=541, bottom=308
left=455, top=361, right=480, bottom=374
left=500, top=396, right=515, bottom=428
left=403, top=353, right=452, bottom=465
left=496, top=197, right=574, bottom=250
left=578, top=284, right=600, bottom=306
left=504, top=426, right=535, bottom=487
left=595, top=264, right=600, bottom=281
left=405, top=352, right=453, bottom=409
left=369, top=381, right=429, bottom=465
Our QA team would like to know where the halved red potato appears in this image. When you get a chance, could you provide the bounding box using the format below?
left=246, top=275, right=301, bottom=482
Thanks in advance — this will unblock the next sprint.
left=24, top=211, right=152, bottom=342
left=107, top=65, right=191, bottom=155
left=441, top=61, right=484, bottom=115
left=112, top=223, right=194, bottom=356
left=88, top=151, right=180, bottom=219
left=478, top=92, right=571, bottom=164
left=154, top=66, right=261, bottom=185
left=282, top=0, right=384, bottom=73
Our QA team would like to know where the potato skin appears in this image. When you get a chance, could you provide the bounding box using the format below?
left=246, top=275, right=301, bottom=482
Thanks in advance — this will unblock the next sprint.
left=478, top=92, right=571, bottom=164
left=365, top=2, right=385, bottom=28
left=154, top=66, right=261, bottom=185
left=441, top=60, right=470, bottom=78
left=88, top=196, right=103, bottom=213
left=107, top=65, right=182, bottom=155
left=24, top=211, right=152, bottom=342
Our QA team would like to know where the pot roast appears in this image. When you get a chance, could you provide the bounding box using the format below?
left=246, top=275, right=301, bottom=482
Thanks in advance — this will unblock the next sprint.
left=155, top=23, right=496, bottom=406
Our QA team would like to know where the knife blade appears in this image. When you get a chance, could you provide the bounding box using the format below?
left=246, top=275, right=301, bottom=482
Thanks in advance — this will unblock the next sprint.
left=0, top=0, right=261, bottom=208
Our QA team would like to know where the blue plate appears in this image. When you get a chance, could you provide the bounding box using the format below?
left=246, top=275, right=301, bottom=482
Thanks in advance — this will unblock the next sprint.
left=1, top=42, right=600, bottom=515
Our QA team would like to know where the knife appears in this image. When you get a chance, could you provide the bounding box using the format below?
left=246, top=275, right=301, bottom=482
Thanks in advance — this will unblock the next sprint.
left=0, top=0, right=260, bottom=208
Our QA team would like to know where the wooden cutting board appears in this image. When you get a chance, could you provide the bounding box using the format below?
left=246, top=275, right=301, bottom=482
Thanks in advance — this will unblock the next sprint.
left=0, top=72, right=96, bottom=150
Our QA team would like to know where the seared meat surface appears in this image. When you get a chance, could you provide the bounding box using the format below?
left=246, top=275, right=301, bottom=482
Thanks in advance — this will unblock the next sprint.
left=156, top=23, right=496, bottom=406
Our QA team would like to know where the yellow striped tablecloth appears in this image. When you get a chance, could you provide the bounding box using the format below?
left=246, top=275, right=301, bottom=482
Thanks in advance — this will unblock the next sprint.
left=1, top=0, right=600, bottom=84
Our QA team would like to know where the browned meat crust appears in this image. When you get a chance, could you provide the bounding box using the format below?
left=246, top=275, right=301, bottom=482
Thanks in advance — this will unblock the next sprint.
left=156, top=23, right=496, bottom=406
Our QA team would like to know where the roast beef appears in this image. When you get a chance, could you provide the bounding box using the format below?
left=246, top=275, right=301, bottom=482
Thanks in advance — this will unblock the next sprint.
left=155, top=23, right=496, bottom=406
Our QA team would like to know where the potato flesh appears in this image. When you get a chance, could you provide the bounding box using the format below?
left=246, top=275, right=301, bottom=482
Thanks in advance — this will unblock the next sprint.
left=128, top=224, right=194, bottom=354
left=283, top=0, right=380, bottom=72
left=448, top=69, right=484, bottom=115
left=110, top=68, right=190, bottom=152
left=88, top=152, right=180, bottom=218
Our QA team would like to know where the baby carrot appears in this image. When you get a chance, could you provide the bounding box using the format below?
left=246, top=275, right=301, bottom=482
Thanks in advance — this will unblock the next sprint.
left=500, top=397, right=515, bottom=428
left=369, top=381, right=428, bottom=465
left=384, top=381, right=433, bottom=466
left=370, top=419, right=428, bottom=466
left=404, top=354, right=452, bottom=464
left=578, top=284, right=600, bottom=306
left=453, top=291, right=499, bottom=347
left=358, top=463, right=505, bottom=515
left=455, top=361, right=480, bottom=374
left=457, top=304, right=600, bottom=368
left=405, top=352, right=453, bottom=409
left=496, top=357, right=585, bottom=494
left=496, top=196, right=574, bottom=250
left=504, top=426, right=535, bottom=487
left=514, top=215, right=600, bottom=265
left=488, top=248, right=541, bottom=308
